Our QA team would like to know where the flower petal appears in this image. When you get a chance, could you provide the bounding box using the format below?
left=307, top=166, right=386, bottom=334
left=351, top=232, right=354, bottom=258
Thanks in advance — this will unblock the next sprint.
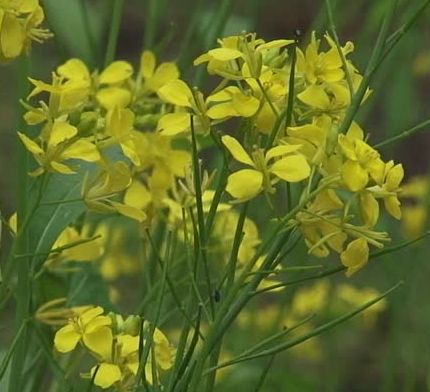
left=297, top=85, right=330, bottom=109
left=157, top=79, right=193, bottom=107
left=340, top=238, right=369, bottom=276
left=83, top=326, right=113, bottom=359
left=99, top=61, right=133, bottom=84
left=270, top=155, right=310, bottom=182
left=341, top=160, right=368, bottom=191
left=221, top=135, right=254, bottom=166
left=157, top=112, right=190, bottom=136
left=92, top=363, right=122, bottom=389
left=57, top=58, right=90, bottom=81
left=61, top=139, right=100, bottom=162
left=54, top=325, right=81, bottom=353
left=225, top=169, right=263, bottom=200
left=140, top=50, right=156, bottom=79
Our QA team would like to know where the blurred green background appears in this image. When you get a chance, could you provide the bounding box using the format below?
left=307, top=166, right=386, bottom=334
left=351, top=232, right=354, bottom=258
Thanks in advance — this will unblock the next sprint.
left=1, top=0, right=430, bottom=390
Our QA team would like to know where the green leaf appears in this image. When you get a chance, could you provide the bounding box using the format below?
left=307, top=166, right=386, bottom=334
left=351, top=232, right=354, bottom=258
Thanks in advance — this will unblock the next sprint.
left=43, top=0, right=109, bottom=66
left=29, top=170, right=87, bottom=272
left=67, top=264, right=114, bottom=311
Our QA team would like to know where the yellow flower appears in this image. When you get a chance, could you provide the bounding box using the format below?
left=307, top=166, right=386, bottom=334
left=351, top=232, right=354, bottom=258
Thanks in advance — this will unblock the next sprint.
left=82, top=161, right=146, bottom=222
left=105, top=107, right=141, bottom=166
left=338, top=125, right=381, bottom=192
left=96, top=61, right=134, bottom=110
left=296, top=32, right=354, bottom=85
left=90, top=334, right=140, bottom=389
left=366, top=161, right=404, bottom=220
left=46, top=226, right=103, bottom=267
left=18, top=118, right=100, bottom=176
left=206, top=86, right=260, bottom=119
left=54, top=306, right=113, bottom=358
left=0, top=0, right=52, bottom=61
left=297, top=82, right=350, bottom=118
left=89, top=326, right=175, bottom=389
left=139, top=50, right=180, bottom=94
left=156, top=79, right=210, bottom=136
left=194, top=33, right=293, bottom=80
left=340, top=237, right=369, bottom=276
left=222, top=135, right=310, bottom=201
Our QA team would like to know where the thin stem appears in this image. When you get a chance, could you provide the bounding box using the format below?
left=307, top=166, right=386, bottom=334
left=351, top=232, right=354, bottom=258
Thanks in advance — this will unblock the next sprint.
left=8, top=56, right=31, bottom=392
left=208, top=281, right=403, bottom=372
left=325, top=0, right=354, bottom=97
left=373, top=118, right=430, bottom=149
left=337, top=0, right=398, bottom=135
left=190, top=115, right=215, bottom=319
left=266, top=41, right=297, bottom=149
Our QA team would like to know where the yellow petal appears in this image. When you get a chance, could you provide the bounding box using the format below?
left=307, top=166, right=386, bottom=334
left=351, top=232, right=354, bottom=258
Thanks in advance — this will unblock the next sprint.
left=110, top=201, right=147, bottom=222
left=386, top=164, right=404, bottom=190
left=83, top=326, right=113, bottom=358
left=50, top=161, right=75, bottom=174
left=359, top=193, right=379, bottom=227
left=48, top=121, right=78, bottom=147
left=124, top=180, right=151, bottom=210
left=57, top=58, right=90, bottom=81
left=92, top=363, right=122, bottom=389
left=221, top=135, right=254, bottom=166
left=257, top=39, right=294, bottom=51
left=297, top=85, right=330, bottom=110
left=120, top=140, right=141, bottom=166
left=117, top=334, right=139, bottom=357
left=193, top=53, right=211, bottom=66
left=106, top=107, right=134, bottom=138
left=99, top=61, right=133, bottom=84
left=270, top=155, right=310, bottom=182
left=157, top=112, right=190, bottom=136
left=24, top=109, right=46, bottom=125
left=207, top=47, right=242, bottom=61
left=206, top=102, right=236, bottom=119
left=80, top=306, right=105, bottom=324
left=341, top=160, right=368, bottom=191
left=17, top=132, right=43, bottom=155
left=265, top=144, right=302, bottom=161
left=85, top=316, right=112, bottom=333
left=61, top=139, right=100, bottom=162
left=54, top=325, right=81, bottom=353
left=96, top=87, right=131, bottom=109
left=157, top=79, right=193, bottom=107
left=140, top=50, right=156, bottom=79
left=384, top=196, right=401, bottom=220
left=340, top=238, right=369, bottom=276
left=225, top=169, right=263, bottom=200
left=147, top=62, right=180, bottom=91
left=0, top=13, right=25, bottom=59
left=231, top=93, right=260, bottom=117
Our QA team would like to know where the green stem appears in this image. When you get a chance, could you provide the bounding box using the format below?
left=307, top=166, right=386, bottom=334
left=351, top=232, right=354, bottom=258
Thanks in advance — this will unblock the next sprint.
left=8, top=56, right=31, bottom=392
left=208, top=281, right=403, bottom=372
left=373, top=118, right=430, bottom=149
left=337, top=0, right=398, bottom=135
left=325, top=0, right=354, bottom=97
left=190, top=115, right=215, bottom=319
left=104, top=0, right=125, bottom=67
left=266, top=40, right=297, bottom=149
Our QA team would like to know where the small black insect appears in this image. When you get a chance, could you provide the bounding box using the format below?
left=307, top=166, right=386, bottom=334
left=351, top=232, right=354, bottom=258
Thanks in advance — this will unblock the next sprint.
left=213, top=289, right=221, bottom=302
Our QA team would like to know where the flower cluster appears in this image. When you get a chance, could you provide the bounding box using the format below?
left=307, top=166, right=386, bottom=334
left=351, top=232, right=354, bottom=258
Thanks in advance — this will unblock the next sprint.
left=19, top=32, right=405, bottom=295
left=0, top=0, right=52, bottom=61
left=53, top=305, right=175, bottom=389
